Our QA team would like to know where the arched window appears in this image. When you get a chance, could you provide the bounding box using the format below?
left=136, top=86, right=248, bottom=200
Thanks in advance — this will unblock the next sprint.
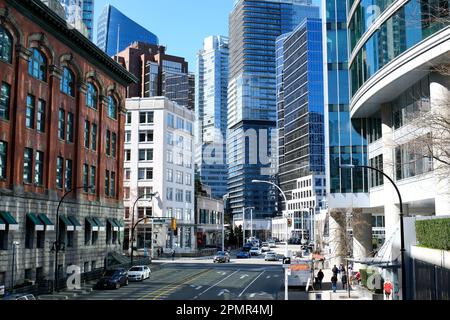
left=107, top=96, right=117, bottom=119
left=60, top=67, right=75, bottom=96
left=0, top=26, right=12, bottom=63
left=28, top=48, right=47, bottom=81
left=86, top=82, right=98, bottom=109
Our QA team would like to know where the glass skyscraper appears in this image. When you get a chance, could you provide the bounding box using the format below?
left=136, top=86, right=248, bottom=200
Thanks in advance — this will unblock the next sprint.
left=195, top=36, right=229, bottom=199
left=96, top=5, right=159, bottom=57
left=322, top=0, right=368, bottom=209
left=227, top=0, right=320, bottom=219
left=277, top=18, right=324, bottom=198
left=55, top=0, right=94, bottom=40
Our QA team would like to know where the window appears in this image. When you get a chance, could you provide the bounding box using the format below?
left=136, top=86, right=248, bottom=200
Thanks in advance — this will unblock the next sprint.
left=23, top=148, right=33, bottom=184
left=175, top=189, right=183, bottom=202
left=107, top=96, right=117, bottom=119
left=36, top=100, right=45, bottom=132
left=185, top=173, right=192, bottom=186
left=166, top=187, right=173, bottom=201
left=166, top=132, right=174, bottom=145
left=126, top=112, right=132, bottom=124
left=176, top=171, right=183, bottom=184
left=125, top=131, right=131, bottom=143
left=123, top=187, right=130, bottom=200
left=35, top=151, right=43, bottom=186
left=91, top=123, right=97, bottom=151
left=66, top=112, right=74, bottom=143
left=84, top=120, right=90, bottom=148
left=167, top=113, right=174, bottom=128
left=90, top=166, right=96, bottom=194
left=58, top=108, right=65, bottom=140
left=176, top=117, right=184, bottom=130
left=56, top=157, right=63, bottom=189
left=83, top=164, right=89, bottom=192
left=26, top=95, right=35, bottom=129
left=138, top=149, right=153, bottom=161
left=0, top=26, right=12, bottom=63
left=0, top=141, right=6, bottom=179
left=124, top=169, right=131, bottom=181
left=140, top=111, right=154, bottom=124
left=110, top=171, right=116, bottom=197
left=176, top=153, right=183, bottom=166
left=111, top=133, right=117, bottom=158
left=138, top=168, right=153, bottom=180
left=0, top=82, right=10, bottom=120
left=139, top=130, right=153, bottom=142
left=138, top=187, right=153, bottom=198
left=167, top=150, right=173, bottom=163
left=60, top=67, right=75, bottom=96
left=177, top=136, right=184, bottom=149
left=186, top=191, right=192, bottom=203
left=106, top=130, right=111, bottom=156
left=25, top=217, right=34, bottom=249
left=86, top=83, right=97, bottom=109
left=185, top=157, right=192, bottom=169
left=105, top=170, right=110, bottom=196
left=125, top=150, right=131, bottom=161
left=28, top=48, right=47, bottom=81
left=167, top=169, right=173, bottom=182
left=186, top=121, right=193, bottom=135
left=65, top=159, right=72, bottom=190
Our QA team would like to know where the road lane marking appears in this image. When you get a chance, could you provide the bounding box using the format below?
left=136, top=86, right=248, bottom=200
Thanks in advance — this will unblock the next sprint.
left=218, top=289, right=230, bottom=297
left=196, top=270, right=240, bottom=297
left=196, top=286, right=203, bottom=290
left=266, top=275, right=271, bottom=279
left=238, top=271, right=265, bottom=297
left=240, top=274, right=249, bottom=279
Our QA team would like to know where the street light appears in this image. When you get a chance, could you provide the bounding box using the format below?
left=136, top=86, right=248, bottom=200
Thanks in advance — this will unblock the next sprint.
left=130, top=192, right=159, bottom=266
left=252, top=179, right=289, bottom=301
left=340, top=164, right=406, bottom=300
left=53, top=185, right=94, bottom=293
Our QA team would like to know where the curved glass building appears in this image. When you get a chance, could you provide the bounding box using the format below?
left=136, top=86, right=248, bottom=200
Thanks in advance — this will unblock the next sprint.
left=348, top=0, right=450, bottom=299
left=96, top=5, right=159, bottom=57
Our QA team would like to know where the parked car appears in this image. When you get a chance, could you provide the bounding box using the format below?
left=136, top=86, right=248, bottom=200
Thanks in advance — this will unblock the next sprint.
left=242, top=243, right=253, bottom=252
left=268, top=240, right=276, bottom=248
left=4, top=294, right=36, bottom=300
left=265, top=252, right=279, bottom=261
left=249, top=247, right=262, bottom=256
left=127, top=266, right=151, bottom=282
left=261, top=242, right=271, bottom=252
left=236, top=251, right=251, bottom=259
left=213, top=251, right=230, bottom=263
left=95, top=268, right=128, bottom=289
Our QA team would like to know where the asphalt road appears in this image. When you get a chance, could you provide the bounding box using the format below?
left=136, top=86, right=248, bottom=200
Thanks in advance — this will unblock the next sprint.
left=75, top=258, right=284, bottom=301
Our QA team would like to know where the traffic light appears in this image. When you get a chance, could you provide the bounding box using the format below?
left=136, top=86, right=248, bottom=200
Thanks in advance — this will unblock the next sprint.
left=287, top=219, right=292, bottom=228
left=171, top=218, right=177, bottom=236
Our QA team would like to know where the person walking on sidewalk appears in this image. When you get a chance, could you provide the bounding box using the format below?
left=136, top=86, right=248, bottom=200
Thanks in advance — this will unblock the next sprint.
left=332, top=265, right=339, bottom=275
left=342, top=273, right=348, bottom=290
left=331, top=274, right=338, bottom=292
left=172, top=249, right=176, bottom=261
left=384, top=279, right=393, bottom=300
left=317, top=269, right=324, bottom=289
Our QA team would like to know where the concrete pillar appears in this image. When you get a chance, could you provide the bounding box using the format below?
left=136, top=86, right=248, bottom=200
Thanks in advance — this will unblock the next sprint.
left=329, top=209, right=347, bottom=266
left=352, top=208, right=373, bottom=262
left=430, top=73, right=450, bottom=216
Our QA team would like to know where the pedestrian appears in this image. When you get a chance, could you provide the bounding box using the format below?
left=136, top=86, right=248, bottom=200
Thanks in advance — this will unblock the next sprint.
left=157, top=248, right=160, bottom=257
left=342, top=273, right=348, bottom=290
left=332, top=264, right=338, bottom=275
left=172, top=249, right=176, bottom=261
left=355, top=271, right=361, bottom=285
left=331, top=274, right=338, bottom=293
left=161, top=247, right=164, bottom=255
left=317, top=269, right=324, bottom=289
left=384, top=279, right=393, bottom=300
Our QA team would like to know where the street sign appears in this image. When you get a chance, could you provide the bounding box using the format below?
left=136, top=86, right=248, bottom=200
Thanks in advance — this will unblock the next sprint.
left=152, top=219, right=170, bottom=225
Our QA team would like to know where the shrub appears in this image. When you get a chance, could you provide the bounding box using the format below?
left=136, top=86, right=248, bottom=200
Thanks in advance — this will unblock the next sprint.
left=415, top=218, right=450, bottom=251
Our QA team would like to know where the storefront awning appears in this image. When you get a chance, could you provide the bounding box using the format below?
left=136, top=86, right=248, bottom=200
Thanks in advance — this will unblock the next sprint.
left=108, top=219, right=119, bottom=232
left=59, top=216, right=75, bottom=231
left=27, top=213, right=45, bottom=231
left=38, top=214, right=54, bottom=231
left=115, top=219, right=125, bottom=232
left=93, top=217, right=105, bottom=232
left=86, top=217, right=99, bottom=231
left=0, top=216, right=5, bottom=231
left=68, top=216, right=82, bottom=231
left=0, top=212, right=19, bottom=231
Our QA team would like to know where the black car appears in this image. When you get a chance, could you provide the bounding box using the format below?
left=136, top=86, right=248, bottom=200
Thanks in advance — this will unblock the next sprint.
left=95, top=269, right=129, bottom=290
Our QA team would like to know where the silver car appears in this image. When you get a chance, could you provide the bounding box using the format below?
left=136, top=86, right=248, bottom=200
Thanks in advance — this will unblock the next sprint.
left=213, top=251, right=230, bottom=263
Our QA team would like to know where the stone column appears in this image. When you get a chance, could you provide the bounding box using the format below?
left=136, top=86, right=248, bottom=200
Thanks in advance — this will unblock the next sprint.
left=352, top=208, right=373, bottom=264
left=430, top=73, right=450, bottom=216
left=328, top=209, right=347, bottom=266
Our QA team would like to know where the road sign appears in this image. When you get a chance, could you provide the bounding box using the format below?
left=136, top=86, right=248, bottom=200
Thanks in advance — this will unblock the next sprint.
left=152, top=219, right=170, bottom=225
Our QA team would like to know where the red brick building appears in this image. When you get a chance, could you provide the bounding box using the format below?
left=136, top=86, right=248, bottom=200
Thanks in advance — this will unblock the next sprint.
left=0, top=0, right=136, bottom=290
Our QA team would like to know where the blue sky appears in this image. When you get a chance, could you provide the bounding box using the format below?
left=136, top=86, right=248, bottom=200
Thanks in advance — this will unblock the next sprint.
left=94, top=0, right=322, bottom=73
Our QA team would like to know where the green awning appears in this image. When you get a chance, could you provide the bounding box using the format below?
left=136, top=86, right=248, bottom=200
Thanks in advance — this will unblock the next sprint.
left=116, top=219, right=125, bottom=232
left=59, top=216, right=75, bottom=231
left=108, top=219, right=119, bottom=232
left=86, top=217, right=99, bottom=231
left=0, top=212, right=19, bottom=231
left=38, top=214, right=54, bottom=231
left=93, top=217, right=105, bottom=232
left=68, top=216, right=82, bottom=231
left=0, top=216, right=5, bottom=231
left=27, top=213, right=45, bottom=231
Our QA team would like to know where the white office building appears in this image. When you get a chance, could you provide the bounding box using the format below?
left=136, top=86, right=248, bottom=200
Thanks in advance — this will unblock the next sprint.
left=124, top=97, right=196, bottom=254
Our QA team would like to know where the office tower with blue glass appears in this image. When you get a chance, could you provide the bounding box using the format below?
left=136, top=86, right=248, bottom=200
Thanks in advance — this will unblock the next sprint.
left=96, top=4, right=159, bottom=57
left=321, top=0, right=372, bottom=266
left=227, top=0, right=320, bottom=233
left=195, top=36, right=229, bottom=199
left=276, top=18, right=326, bottom=241
left=57, top=0, right=94, bottom=40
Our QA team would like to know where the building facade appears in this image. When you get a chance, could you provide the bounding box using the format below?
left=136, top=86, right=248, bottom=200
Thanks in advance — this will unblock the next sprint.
left=124, top=97, right=196, bottom=254
left=96, top=5, right=159, bottom=57
left=0, top=0, right=136, bottom=289
left=58, top=0, right=94, bottom=40
left=195, top=35, right=229, bottom=199
left=227, top=0, right=321, bottom=222
left=348, top=0, right=450, bottom=299
left=117, top=42, right=195, bottom=110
